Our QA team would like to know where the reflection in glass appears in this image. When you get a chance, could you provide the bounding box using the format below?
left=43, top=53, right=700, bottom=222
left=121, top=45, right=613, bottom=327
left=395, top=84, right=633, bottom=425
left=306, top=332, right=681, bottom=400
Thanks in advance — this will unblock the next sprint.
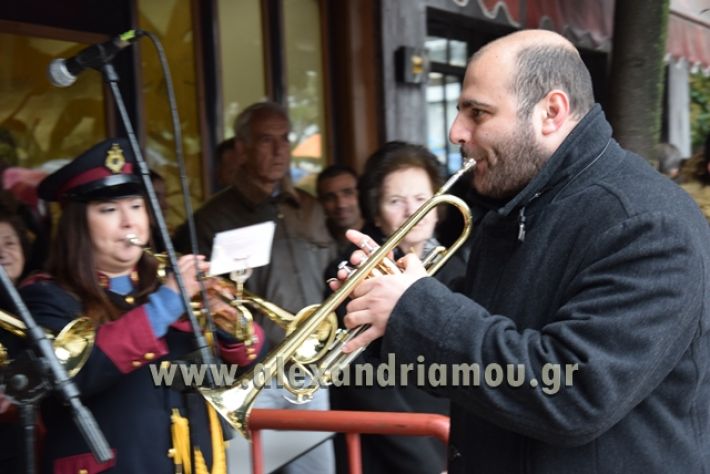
left=0, top=33, right=106, bottom=170
left=139, top=0, right=203, bottom=228
left=450, top=39, right=468, bottom=67
left=218, top=0, right=266, bottom=140
left=283, top=0, right=327, bottom=194
left=425, top=36, right=448, bottom=64
left=445, top=76, right=462, bottom=173
left=426, top=73, right=447, bottom=166
left=426, top=72, right=466, bottom=175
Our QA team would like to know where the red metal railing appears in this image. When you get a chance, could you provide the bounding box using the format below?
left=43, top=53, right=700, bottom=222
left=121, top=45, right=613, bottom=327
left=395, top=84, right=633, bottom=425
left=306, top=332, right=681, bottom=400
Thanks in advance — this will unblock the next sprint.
left=248, top=409, right=450, bottom=474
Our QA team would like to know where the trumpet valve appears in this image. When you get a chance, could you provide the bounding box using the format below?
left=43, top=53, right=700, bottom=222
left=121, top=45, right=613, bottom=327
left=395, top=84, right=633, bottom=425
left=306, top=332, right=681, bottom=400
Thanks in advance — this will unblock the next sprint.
left=337, top=261, right=356, bottom=278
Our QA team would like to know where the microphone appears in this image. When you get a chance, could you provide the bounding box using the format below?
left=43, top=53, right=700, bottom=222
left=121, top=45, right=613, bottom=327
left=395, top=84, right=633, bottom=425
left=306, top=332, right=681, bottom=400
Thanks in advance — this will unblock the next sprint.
left=48, top=29, right=144, bottom=87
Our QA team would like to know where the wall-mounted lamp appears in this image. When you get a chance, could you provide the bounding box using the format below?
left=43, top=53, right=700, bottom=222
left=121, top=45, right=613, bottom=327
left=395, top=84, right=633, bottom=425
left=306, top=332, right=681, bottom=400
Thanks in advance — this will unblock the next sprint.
left=396, top=46, right=429, bottom=84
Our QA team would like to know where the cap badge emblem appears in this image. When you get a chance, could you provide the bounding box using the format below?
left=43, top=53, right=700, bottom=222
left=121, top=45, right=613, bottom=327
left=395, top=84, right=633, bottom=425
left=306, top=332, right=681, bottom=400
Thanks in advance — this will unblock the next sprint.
left=105, top=143, right=126, bottom=174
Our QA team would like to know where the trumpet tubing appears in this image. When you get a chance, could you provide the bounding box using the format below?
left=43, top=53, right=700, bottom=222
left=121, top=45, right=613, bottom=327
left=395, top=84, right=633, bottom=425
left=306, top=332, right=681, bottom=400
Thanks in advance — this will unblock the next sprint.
left=199, top=159, right=476, bottom=439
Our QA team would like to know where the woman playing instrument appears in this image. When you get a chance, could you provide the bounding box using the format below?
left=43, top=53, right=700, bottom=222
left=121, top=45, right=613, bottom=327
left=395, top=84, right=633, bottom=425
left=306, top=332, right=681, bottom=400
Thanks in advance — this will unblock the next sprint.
left=19, top=138, right=264, bottom=474
left=326, top=141, right=464, bottom=474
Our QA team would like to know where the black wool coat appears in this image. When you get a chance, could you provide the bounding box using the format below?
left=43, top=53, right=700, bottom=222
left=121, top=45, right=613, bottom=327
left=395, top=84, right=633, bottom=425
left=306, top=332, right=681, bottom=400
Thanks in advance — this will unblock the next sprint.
left=383, top=106, right=710, bottom=473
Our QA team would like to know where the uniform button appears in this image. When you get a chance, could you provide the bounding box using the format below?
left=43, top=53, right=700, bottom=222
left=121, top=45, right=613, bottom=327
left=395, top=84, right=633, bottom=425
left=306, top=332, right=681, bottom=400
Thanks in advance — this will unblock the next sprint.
left=144, top=352, right=156, bottom=360
left=168, top=448, right=176, bottom=458
left=79, top=469, right=88, bottom=474
left=131, top=360, right=141, bottom=368
left=160, top=361, right=171, bottom=370
left=124, top=295, right=135, bottom=304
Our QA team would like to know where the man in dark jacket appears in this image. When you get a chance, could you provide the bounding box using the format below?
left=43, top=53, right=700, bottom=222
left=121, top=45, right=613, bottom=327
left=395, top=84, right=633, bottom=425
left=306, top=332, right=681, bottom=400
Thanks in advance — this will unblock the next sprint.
left=335, top=29, right=710, bottom=473
left=174, top=102, right=336, bottom=474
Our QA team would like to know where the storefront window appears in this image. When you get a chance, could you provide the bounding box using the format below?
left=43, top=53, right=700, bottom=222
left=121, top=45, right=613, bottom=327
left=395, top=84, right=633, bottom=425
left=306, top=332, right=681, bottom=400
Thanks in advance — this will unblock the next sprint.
left=138, top=0, right=202, bottom=228
left=218, top=0, right=267, bottom=140
left=283, top=0, right=328, bottom=193
left=425, top=35, right=467, bottom=174
left=0, top=31, right=106, bottom=171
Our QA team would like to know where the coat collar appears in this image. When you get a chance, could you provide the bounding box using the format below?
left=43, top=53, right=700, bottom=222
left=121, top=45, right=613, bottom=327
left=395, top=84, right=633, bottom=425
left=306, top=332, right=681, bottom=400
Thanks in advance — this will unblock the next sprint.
left=493, top=104, right=612, bottom=217
left=231, top=172, right=301, bottom=210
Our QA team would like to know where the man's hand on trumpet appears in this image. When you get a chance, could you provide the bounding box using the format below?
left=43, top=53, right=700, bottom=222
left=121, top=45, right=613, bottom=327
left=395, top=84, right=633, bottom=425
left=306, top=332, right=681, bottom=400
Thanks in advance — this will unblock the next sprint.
left=328, top=229, right=427, bottom=354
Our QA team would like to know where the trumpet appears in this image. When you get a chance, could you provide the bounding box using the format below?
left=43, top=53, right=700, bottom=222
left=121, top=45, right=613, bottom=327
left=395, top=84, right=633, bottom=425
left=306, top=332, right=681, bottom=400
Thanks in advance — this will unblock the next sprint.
left=199, top=158, right=476, bottom=438
left=0, top=310, right=94, bottom=378
left=126, top=237, right=260, bottom=358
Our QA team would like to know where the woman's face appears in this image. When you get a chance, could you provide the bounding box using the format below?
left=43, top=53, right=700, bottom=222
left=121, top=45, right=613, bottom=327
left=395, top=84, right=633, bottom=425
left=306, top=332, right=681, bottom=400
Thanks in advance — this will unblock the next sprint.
left=376, top=167, right=437, bottom=254
left=0, top=222, right=25, bottom=283
left=87, top=196, right=149, bottom=276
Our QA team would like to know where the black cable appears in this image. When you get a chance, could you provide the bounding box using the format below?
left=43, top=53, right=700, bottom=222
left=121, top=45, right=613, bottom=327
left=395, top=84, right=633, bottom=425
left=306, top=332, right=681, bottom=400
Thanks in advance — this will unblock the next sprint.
left=141, top=30, right=219, bottom=364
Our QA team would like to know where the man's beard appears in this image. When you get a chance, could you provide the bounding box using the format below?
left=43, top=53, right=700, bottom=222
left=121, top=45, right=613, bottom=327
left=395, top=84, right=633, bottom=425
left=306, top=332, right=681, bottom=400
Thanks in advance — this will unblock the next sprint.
left=468, top=121, right=549, bottom=200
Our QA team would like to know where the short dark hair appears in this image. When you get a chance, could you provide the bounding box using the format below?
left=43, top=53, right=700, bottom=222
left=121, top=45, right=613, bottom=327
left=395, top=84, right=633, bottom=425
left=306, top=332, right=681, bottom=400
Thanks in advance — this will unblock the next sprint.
left=654, top=143, right=684, bottom=176
left=359, top=141, right=443, bottom=223
left=316, top=164, right=358, bottom=196
left=216, top=137, right=236, bottom=163
left=511, top=45, right=594, bottom=120
left=149, top=169, right=164, bottom=183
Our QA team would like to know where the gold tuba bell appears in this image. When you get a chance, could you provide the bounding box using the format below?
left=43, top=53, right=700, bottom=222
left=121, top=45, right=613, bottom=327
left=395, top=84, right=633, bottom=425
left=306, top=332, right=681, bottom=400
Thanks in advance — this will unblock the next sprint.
left=199, top=158, right=476, bottom=438
left=0, top=310, right=95, bottom=377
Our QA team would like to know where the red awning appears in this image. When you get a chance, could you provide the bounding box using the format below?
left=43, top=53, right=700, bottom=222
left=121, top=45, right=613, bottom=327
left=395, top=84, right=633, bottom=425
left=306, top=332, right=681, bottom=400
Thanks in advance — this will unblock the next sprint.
left=667, top=0, right=710, bottom=73
left=476, top=0, right=614, bottom=49
left=475, top=0, right=710, bottom=72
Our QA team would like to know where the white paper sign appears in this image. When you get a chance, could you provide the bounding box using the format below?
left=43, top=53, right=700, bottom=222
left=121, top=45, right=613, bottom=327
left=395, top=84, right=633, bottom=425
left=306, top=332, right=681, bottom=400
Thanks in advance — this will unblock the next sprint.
left=208, top=221, right=275, bottom=276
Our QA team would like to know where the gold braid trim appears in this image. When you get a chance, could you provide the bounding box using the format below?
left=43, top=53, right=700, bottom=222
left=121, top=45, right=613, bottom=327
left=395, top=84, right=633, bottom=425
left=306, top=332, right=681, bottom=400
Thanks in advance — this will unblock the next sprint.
left=170, top=409, right=192, bottom=474
left=170, top=405, right=226, bottom=474
left=207, top=404, right=227, bottom=474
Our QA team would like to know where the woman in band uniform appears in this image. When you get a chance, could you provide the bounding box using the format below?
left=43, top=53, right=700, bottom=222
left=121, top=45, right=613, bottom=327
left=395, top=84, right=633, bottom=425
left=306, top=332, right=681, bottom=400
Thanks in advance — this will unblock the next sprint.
left=20, top=138, right=264, bottom=474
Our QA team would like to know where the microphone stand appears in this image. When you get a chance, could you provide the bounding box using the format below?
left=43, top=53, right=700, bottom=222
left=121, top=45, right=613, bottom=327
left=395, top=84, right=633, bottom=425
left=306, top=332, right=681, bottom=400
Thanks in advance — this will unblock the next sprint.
left=0, top=266, right=112, bottom=472
left=99, top=63, right=218, bottom=380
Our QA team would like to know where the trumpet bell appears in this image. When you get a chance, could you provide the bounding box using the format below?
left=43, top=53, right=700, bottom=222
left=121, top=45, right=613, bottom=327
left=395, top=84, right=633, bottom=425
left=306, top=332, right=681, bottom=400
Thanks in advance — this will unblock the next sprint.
left=53, top=317, right=95, bottom=377
left=0, top=310, right=95, bottom=377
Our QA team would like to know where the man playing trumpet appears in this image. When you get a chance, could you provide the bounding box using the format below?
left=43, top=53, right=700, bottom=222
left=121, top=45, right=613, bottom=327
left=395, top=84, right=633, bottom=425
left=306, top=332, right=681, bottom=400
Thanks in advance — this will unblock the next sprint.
left=333, top=30, right=710, bottom=473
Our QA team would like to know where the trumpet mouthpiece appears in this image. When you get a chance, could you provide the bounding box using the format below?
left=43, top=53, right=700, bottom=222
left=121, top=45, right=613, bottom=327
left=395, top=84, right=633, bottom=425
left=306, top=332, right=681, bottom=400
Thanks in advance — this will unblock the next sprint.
left=125, top=234, right=143, bottom=247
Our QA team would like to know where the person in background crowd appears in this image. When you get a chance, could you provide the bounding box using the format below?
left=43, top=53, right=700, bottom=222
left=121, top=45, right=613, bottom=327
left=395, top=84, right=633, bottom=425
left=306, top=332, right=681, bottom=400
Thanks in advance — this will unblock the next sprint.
left=214, top=137, right=239, bottom=190
left=174, top=102, right=336, bottom=474
left=0, top=129, right=50, bottom=275
left=149, top=169, right=169, bottom=217
left=316, top=164, right=364, bottom=252
left=653, top=142, right=684, bottom=180
left=0, top=205, right=30, bottom=287
left=326, top=141, right=461, bottom=474
left=0, top=204, right=32, bottom=474
left=680, top=133, right=710, bottom=222
left=333, top=29, right=710, bottom=473
left=147, top=169, right=171, bottom=252
left=20, top=138, right=264, bottom=473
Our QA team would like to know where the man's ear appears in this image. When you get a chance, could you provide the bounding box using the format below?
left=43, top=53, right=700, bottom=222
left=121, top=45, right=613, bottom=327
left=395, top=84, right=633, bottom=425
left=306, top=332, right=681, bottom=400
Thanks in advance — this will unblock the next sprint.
left=539, top=90, right=570, bottom=136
